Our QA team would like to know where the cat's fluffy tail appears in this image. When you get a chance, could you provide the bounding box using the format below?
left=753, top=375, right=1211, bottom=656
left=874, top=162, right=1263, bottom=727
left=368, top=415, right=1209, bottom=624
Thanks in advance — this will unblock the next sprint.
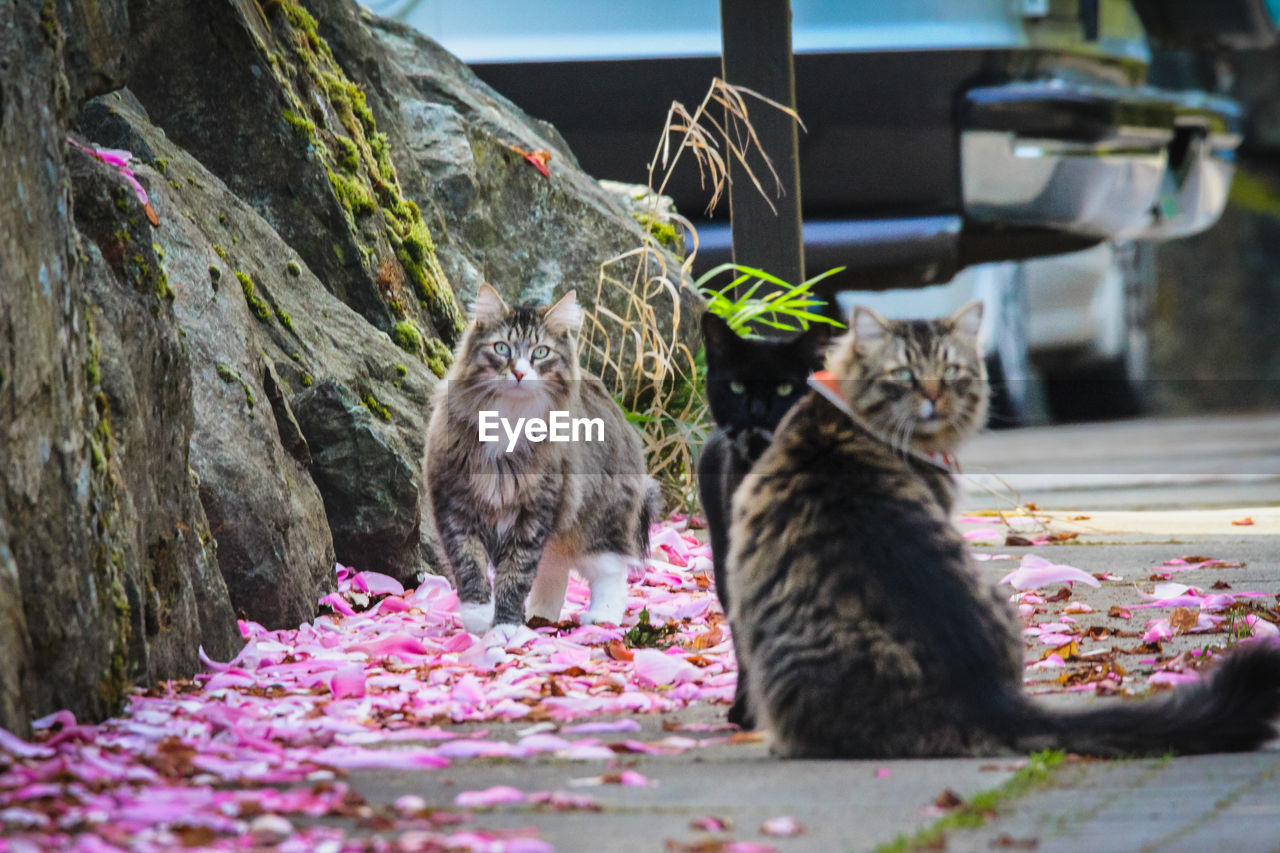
left=636, top=478, right=663, bottom=558
left=1009, top=640, right=1280, bottom=757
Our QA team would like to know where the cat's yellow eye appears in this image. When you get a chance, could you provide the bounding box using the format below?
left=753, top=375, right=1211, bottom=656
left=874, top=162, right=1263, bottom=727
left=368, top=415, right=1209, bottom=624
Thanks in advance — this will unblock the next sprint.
left=493, top=341, right=512, bottom=357
left=776, top=383, right=793, bottom=396
left=942, top=364, right=962, bottom=381
left=532, top=345, right=551, bottom=360
left=730, top=381, right=746, bottom=395
left=889, top=367, right=914, bottom=383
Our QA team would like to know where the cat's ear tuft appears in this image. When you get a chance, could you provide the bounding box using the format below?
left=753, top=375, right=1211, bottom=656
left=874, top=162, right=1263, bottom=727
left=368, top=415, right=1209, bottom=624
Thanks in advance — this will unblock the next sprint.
left=950, top=301, right=984, bottom=339
left=851, top=306, right=890, bottom=343
left=701, top=311, right=734, bottom=349
left=472, top=283, right=508, bottom=325
left=544, top=289, right=584, bottom=334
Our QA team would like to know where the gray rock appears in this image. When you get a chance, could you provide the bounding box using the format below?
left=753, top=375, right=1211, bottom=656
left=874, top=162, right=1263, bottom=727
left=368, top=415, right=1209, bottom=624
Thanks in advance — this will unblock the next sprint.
left=54, top=0, right=131, bottom=107
left=312, top=2, right=704, bottom=389
left=86, top=90, right=441, bottom=597
left=2, top=0, right=705, bottom=733
left=0, top=0, right=240, bottom=734
left=127, top=0, right=465, bottom=351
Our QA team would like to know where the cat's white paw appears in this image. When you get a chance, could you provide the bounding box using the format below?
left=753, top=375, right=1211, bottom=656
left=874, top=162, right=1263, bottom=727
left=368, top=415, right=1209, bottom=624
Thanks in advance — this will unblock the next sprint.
left=458, top=600, right=495, bottom=635
left=581, top=553, right=629, bottom=626
left=582, top=580, right=627, bottom=626
left=486, top=622, right=523, bottom=645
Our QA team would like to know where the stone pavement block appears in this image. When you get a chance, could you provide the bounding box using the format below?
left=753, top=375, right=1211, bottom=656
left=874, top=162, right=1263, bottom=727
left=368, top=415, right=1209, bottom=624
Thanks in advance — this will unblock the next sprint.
left=943, top=751, right=1280, bottom=853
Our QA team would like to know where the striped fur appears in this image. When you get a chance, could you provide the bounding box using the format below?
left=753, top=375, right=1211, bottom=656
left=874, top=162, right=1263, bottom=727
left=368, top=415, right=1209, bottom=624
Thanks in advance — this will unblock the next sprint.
left=424, top=284, right=656, bottom=633
left=728, top=303, right=1280, bottom=757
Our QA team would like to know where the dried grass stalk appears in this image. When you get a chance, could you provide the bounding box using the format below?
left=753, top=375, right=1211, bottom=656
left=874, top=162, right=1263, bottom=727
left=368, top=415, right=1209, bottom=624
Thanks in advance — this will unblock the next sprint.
left=580, top=78, right=802, bottom=509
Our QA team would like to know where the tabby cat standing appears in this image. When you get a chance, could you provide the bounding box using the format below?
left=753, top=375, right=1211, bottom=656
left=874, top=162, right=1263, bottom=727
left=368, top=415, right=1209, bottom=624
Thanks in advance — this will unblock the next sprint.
left=424, top=284, right=658, bottom=634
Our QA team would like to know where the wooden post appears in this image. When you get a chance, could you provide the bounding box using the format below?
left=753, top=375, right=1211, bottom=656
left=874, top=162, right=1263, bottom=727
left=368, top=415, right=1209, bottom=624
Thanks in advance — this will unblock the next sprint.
left=719, top=0, right=805, bottom=285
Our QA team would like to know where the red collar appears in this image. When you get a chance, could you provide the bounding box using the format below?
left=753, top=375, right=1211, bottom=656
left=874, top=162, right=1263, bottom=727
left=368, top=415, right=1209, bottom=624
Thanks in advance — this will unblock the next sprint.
left=807, top=370, right=961, bottom=474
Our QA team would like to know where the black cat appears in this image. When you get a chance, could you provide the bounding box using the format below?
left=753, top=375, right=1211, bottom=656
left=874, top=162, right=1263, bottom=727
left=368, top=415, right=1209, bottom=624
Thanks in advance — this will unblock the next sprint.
left=696, top=311, right=829, bottom=727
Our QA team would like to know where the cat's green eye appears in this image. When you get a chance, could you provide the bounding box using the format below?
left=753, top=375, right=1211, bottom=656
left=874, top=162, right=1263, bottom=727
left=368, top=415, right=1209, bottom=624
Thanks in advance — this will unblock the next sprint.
left=729, top=381, right=746, bottom=395
left=776, top=383, right=793, bottom=396
left=889, top=367, right=914, bottom=383
left=942, top=364, right=962, bottom=381
left=532, top=345, right=551, bottom=360
left=493, top=341, right=511, bottom=357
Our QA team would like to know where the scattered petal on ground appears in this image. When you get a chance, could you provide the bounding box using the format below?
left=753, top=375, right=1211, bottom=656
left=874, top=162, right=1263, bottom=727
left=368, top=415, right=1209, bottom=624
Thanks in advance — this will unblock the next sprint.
left=760, top=815, right=805, bottom=836
left=4, top=513, right=1277, bottom=849
left=0, top=523, right=724, bottom=850
left=1000, top=555, right=1101, bottom=591
left=455, top=786, right=528, bottom=808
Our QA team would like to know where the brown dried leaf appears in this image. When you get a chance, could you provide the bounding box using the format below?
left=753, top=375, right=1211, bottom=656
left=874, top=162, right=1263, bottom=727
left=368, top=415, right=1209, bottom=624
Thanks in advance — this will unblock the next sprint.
left=1045, top=587, right=1072, bottom=602
left=1211, top=581, right=1233, bottom=590
left=726, top=731, right=765, bottom=745
left=1050, top=640, right=1080, bottom=661
left=1005, top=535, right=1034, bottom=547
left=606, top=640, right=634, bottom=662
left=176, top=826, right=218, bottom=848
left=1108, top=606, right=1132, bottom=620
left=691, top=626, right=724, bottom=649
left=1169, top=607, right=1198, bottom=633
left=934, top=789, right=964, bottom=810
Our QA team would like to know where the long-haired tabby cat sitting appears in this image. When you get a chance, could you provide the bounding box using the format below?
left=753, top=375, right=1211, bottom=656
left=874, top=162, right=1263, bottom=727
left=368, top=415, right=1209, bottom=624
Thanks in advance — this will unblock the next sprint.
left=697, top=312, right=828, bottom=726
left=425, top=284, right=659, bottom=634
left=729, top=302, right=1280, bottom=757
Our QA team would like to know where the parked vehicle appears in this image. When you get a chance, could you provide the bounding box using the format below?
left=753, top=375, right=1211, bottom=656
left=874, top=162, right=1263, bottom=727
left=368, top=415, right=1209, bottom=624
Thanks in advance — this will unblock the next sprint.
left=379, top=0, right=1275, bottom=421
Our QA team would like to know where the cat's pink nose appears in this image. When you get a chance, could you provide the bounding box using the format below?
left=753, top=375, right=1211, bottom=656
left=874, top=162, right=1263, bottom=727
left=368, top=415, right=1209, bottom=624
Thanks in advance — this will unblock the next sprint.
left=921, top=378, right=941, bottom=400
left=513, top=370, right=525, bottom=381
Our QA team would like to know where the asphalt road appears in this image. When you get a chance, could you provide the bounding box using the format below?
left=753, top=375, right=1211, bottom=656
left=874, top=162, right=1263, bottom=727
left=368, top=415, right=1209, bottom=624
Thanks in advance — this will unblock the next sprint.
left=347, top=412, right=1280, bottom=853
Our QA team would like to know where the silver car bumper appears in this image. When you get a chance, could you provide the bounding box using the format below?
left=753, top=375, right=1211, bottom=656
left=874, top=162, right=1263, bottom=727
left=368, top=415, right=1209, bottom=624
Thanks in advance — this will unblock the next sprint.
left=962, top=81, right=1241, bottom=241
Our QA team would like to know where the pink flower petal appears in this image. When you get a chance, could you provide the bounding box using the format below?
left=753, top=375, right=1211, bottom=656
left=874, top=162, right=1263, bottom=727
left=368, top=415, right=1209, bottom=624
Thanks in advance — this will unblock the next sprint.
left=760, top=816, right=805, bottom=837
left=318, top=592, right=356, bottom=616
left=619, top=769, right=655, bottom=787
left=351, top=571, right=405, bottom=597
left=632, top=648, right=701, bottom=686
left=0, top=728, right=54, bottom=759
left=999, top=555, right=1100, bottom=591
left=563, top=719, right=642, bottom=734
left=329, top=664, right=366, bottom=700
left=349, top=633, right=431, bottom=658
left=454, top=785, right=526, bottom=807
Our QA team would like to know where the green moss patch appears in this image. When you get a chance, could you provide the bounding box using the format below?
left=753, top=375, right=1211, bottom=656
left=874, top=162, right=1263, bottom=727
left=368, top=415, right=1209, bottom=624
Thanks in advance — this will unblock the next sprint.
left=257, top=1, right=464, bottom=343
left=215, top=362, right=257, bottom=411
left=361, top=392, right=391, bottom=422
left=391, top=319, right=422, bottom=355
left=235, top=271, right=272, bottom=323
left=873, top=751, right=1067, bottom=853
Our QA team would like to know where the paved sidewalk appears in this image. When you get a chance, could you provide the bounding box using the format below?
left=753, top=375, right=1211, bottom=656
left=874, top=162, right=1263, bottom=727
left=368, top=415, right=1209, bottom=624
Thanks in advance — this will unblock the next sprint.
left=339, top=524, right=1280, bottom=853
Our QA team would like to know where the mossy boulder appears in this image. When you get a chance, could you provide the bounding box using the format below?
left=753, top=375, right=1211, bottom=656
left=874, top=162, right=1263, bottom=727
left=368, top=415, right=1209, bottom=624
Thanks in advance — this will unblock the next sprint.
left=128, top=0, right=463, bottom=351
left=308, top=1, right=704, bottom=390
left=80, top=89, right=442, bottom=611
left=0, top=1, right=240, bottom=736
